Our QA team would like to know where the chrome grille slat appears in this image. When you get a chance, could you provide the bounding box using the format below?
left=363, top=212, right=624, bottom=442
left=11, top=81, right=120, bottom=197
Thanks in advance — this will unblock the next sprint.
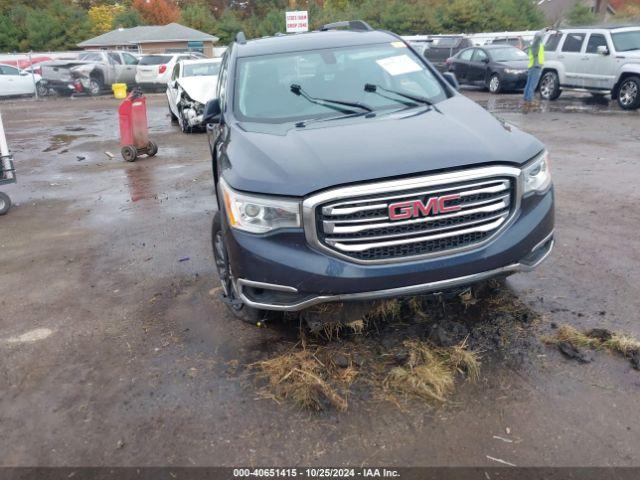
left=324, top=199, right=510, bottom=234
left=328, top=217, right=507, bottom=253
left=323, top=179, right=509, bottom=215
left=303, top=166, right=522, bottom=264
left=325, top=212, right=509, bottom=243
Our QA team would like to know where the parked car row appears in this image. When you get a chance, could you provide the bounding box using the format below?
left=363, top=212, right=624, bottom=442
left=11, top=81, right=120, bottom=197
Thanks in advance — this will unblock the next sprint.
left=1, top=50, right=210, bottom=98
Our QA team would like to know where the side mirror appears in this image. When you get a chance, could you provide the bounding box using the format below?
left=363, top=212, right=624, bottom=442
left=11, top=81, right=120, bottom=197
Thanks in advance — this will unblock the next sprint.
left=20, top=70, right=29, bottom=76
left=442, top=72, right=459, bottom=91
left=203, top=98, right=221, bottom=124
left=482, top=57, right=490, bottom=63
left=597, top=45, right=609, bottom=56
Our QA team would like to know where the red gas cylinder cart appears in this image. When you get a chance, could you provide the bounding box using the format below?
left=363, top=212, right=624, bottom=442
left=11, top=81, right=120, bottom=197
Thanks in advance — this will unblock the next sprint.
left=118, top=88, right=158, bottom=162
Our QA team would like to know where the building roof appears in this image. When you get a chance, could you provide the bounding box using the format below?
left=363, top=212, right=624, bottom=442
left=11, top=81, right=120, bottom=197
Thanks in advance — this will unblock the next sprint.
left=78, top=23, right=218, bottom=47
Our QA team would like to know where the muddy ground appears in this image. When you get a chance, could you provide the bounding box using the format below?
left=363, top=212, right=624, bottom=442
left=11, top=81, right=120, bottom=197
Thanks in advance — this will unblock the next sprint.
left=0, top=89, right=639, bottom=467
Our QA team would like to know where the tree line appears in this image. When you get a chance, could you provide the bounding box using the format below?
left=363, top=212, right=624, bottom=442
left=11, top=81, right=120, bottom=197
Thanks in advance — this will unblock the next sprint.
left=1, top=0, right=639, bottom=53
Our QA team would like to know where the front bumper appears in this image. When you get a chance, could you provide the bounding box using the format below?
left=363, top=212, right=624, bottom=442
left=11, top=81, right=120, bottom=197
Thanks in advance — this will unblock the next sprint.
left=224, top=187, right=555, bottom=311
left=501, top=72, right=528, bottom=90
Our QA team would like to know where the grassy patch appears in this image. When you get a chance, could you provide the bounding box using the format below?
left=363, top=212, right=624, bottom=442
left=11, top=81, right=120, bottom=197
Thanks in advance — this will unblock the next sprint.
left=384, top=339, right=480, bottom=403
left=543, top=324, right=640, bottom=365
left=252, top=345, right=353, bottom=411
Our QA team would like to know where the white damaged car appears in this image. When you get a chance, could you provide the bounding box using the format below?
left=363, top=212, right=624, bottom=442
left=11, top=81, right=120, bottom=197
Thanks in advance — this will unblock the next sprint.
left=167, top=58, right=222, bottom=133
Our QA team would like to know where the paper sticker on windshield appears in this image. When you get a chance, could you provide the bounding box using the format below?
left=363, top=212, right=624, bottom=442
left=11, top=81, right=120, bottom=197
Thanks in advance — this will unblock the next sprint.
left=390, top=41, right=406, bottom=48
left=376, top=55, right=421, bottom=76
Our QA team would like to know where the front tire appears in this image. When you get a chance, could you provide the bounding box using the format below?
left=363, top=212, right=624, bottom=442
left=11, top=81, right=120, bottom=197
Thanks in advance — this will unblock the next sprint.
left=88, top=77, right=103, bottom=96
left=212, top=211, right=265, bottom=325
left=178, top=106, right=192, bottom=134
left=488, top=73, right=502, bottom=94
left=617, top=76, right=640, bottom=110
left=36, top=82, right=48, bottom=97
left=539, top=71, right=561, bottom=100
left=169, top=103, right=179, bottom=124
left=0, top=191, right=11, bottom=215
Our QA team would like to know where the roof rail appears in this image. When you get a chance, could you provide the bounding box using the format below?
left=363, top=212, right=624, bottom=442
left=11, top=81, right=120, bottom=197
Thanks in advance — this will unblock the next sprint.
left=236, top=31, right=247, bottom=44
left=321, top=20, right=373, bottom=32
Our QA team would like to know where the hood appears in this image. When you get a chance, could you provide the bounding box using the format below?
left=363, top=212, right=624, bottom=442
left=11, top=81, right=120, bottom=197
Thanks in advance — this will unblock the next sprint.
left=498, top=60, right=529, bottom=69
left=177, top=76, right=218, bottom=104
left=222, top=95, right=544, bottom=197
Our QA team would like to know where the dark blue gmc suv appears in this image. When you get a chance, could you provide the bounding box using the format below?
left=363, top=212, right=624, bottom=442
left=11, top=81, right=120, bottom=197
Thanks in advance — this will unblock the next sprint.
left=204, top=21, right=554, bottom=323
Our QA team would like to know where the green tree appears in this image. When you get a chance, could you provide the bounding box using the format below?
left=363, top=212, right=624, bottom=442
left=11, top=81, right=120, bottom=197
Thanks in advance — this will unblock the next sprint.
left=113, top=9, right=145, bottom=28
left=566, top=1, right=597, bottom=26
left=215, top=9, right=245, bottom=44
left=181, top=2, right=217, bottom=33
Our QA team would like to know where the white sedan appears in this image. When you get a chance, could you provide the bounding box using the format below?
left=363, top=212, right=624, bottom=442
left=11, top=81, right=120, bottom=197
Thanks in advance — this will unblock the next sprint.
left=166, top=58, right=221, bottom=133
left=0, top=64, right=44, bottom=97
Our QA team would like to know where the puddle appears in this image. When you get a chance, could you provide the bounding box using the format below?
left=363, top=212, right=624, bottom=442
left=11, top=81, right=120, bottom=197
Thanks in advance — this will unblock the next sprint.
left=43, top=133, right=98, bottom=152
left=5, top=328, right=53, bottom=344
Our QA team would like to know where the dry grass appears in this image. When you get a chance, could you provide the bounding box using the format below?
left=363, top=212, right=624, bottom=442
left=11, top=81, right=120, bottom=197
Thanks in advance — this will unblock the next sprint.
left=366, top=299, right=402, bottom=321
left=252, top=346, right=355, bottom=411
left=543, top=324, right=640, bottom=359
left=383, top=339, right=480, bottom=404
left=603, top=334, right=640, bottom=357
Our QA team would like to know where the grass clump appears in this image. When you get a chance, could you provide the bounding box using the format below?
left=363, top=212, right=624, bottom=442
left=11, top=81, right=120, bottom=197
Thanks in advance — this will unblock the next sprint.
left=384, top=339, right=480, bottom=404
left=252, top=346, right=353, bottom=411
left=543, top=324, right=640, bottom=368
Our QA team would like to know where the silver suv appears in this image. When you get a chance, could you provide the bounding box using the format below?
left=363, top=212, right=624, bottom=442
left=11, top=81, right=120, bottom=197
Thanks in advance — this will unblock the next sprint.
left=540, top=26, right=640, bottom=110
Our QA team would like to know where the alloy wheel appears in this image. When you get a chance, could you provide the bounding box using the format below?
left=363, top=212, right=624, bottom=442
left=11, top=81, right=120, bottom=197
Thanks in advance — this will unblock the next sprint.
left=489, top=76, right=500, bottom=93
left=89, top=79, right=101, bottom=96
left=213, top=230, right=242, bottom=311
left=540, top=74, right=554, bottom=99
left=619, top=80, right=638, bottom=108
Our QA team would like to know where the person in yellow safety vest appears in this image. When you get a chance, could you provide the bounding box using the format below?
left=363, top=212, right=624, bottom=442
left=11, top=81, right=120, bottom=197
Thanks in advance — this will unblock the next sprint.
left=523, top=27, right=551, bottom=109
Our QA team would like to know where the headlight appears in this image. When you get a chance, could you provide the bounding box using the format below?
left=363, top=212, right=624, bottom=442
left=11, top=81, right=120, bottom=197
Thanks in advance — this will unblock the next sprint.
left=219, top=179, right=301, bottom=233
left=523, top=150, right=552, bottom=195
left=504, top=68, right=526, bottom=75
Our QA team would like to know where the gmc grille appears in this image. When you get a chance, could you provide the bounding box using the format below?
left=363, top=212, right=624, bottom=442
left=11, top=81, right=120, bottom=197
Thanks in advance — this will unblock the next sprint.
left=304, top=168, right=520, bottom=263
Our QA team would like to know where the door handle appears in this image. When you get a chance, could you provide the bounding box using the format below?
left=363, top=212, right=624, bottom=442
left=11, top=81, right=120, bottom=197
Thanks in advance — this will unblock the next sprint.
left=581, top=57, right=589, bottom=60
left=558, top=55, right=565, bottom=59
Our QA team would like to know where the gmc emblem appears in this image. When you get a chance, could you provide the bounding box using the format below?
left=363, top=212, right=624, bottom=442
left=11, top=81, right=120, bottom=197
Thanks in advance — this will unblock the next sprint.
left=388, top=194, right=461, bottom=220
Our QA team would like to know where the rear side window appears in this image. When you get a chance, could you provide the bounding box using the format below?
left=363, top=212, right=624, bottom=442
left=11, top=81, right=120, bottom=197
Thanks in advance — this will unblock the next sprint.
left=586, top=34, right=608, bottom=53
left=472, top=49, right=488, bottom=62
left=139, top=55, right=172, bottom=65
left=108, top=52, right=122, bottom=64
left=562, top=33, right=586, bottom=52
left=457, top=48, right=473, bottom=61
left=545, top=33, right=562, bottom=51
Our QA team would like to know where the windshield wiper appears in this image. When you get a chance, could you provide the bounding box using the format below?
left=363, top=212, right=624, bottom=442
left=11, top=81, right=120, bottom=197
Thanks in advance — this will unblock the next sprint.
left=290, top=84, right=373, bottom=114
left=364, top=83, right=441, bottom=113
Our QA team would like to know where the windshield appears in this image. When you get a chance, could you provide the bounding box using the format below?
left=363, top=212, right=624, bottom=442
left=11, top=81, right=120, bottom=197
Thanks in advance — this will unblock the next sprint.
left=78, top=53, right=103, bottom=62
left=612, top=30, right=640, bottom=52
left=432, top=37, right=461, bottom=48
left=139, top=55, right=172, bottom=65
left=490, top=48, right=528, bottom=62
left=183, top=62, right=221, bottom=77
left=234, top=43, right=447, bottom=124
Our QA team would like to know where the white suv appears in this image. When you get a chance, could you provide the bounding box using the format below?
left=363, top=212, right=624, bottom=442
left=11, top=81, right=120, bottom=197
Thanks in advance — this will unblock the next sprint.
left=540, top=26, right=640, bottom=110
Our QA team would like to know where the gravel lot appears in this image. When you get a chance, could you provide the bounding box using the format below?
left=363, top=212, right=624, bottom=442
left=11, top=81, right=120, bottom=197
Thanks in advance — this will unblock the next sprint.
left=0, top=89, right=639, bottom=467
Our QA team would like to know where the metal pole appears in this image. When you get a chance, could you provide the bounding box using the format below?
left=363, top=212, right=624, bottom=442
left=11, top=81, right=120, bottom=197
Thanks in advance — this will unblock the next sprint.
left=0, top=111, right=15, bottom=181
left=29, top=51, right=39, bottom=100
left=0, top=111, right=9, bottom=158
